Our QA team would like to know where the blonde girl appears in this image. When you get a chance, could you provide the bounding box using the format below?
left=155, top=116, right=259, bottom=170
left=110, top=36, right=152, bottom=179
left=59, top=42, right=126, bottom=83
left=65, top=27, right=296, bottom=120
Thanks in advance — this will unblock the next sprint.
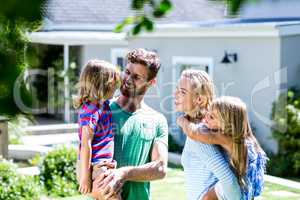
left=74, top=60, right=121, bottom=199
left=178, top=96, right=267, bottom=200
left=175, top=69, right=242, bottom=200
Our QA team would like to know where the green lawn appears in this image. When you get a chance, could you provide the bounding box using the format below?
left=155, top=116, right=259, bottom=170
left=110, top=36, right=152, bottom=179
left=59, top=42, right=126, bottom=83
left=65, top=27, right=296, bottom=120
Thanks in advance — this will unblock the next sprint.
left=58, top=168, right=300, bottom=200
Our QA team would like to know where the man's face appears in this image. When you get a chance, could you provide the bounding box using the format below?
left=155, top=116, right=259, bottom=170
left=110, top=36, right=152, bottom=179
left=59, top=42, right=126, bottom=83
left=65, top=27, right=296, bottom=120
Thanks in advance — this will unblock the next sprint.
left=120, top=62, right=152, bottom=97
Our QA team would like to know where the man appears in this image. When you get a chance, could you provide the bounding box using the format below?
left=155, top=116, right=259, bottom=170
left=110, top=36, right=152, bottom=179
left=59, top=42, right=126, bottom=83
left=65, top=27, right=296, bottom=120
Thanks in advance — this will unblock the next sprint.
left=91, top=48, right=168, bottom=200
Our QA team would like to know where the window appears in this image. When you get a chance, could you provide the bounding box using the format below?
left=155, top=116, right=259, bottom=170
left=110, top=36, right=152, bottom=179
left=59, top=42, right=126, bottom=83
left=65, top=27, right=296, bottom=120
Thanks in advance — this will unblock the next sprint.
left=111, top=48, right=128, bottom=71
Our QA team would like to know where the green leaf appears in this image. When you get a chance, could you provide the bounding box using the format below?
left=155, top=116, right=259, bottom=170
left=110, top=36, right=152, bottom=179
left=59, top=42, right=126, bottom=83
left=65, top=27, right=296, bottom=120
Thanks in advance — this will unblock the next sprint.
left=288, top=91, right=295, bottom=98
left=143, top=17, right=154, bottom=31
left=114, top=23, right=125, bottom=33
left=153, top=9, right=165, bottom=18
left=227, top=0, right=246, bottom=16
left=159, top=0, right=172, bottom=12
left=125, top=16, right=136, bottom=24
left=131, top=0, right=147, bottom=10
left=132, top=23, right=142, bottom=35
left=114, top=16, right=136, bottom=33
left=153, top=0, right=172, bottom=18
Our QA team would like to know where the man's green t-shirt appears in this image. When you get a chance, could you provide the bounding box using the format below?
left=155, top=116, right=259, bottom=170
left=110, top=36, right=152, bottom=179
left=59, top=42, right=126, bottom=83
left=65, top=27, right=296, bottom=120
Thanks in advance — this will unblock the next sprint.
left=110, top=101, right=168, bottom=200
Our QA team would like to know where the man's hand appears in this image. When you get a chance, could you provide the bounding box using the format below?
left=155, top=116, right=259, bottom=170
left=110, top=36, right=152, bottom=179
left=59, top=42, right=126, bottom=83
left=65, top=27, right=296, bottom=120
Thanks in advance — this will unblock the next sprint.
left=91, top=169, right=124, bottom=200
left=79, top=176, right=91, bottom=194
left=101, top=168, right=125, bottom=197
left=90, top=170, right=112, bottom=200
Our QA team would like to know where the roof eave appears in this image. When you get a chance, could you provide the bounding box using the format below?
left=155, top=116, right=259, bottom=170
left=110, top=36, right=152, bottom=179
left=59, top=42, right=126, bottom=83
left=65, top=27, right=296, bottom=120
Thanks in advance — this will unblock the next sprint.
left=28, top=31, right=128, bottom=45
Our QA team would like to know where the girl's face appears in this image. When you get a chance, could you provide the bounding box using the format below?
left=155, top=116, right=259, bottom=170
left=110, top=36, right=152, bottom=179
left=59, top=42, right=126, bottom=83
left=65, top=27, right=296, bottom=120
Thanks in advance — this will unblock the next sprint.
left=204, top=108, right=223, bottom=130
left=174, top=77, right=197, bottom=114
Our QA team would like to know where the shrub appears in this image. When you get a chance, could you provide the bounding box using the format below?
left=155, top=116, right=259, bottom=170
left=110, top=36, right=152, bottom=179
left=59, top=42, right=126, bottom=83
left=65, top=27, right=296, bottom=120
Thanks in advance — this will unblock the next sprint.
left=8, top=114, right=34, bottom=144
left=0, top=159, right=40, bottom=200
left=168, top=134, right=183, bottom=153
left=269, top=88, right=300, bottom=178
left=29, top=154, right=42, bottom=166
left=39, top=146, right=79, bottom=197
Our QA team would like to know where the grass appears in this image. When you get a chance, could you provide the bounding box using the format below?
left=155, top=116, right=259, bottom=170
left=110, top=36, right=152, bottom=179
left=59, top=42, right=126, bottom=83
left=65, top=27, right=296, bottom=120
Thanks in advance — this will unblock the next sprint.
left=57, top=168, right=300, bottom=200
left=151, top=168, right=186, bottom=200
left=260, top=182, right=300, bottom=200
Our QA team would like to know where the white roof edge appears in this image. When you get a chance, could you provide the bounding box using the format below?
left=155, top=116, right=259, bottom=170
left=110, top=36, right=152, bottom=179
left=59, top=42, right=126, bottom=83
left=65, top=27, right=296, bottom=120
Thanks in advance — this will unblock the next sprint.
left=137, top=23, right=300, bottom=38
left=28, top=31, right=128, bottom=45
left=277, top=23, right=300, bottom=36
left=28, top=22, right=300, bottom=45
left=42, top=23, right=117, bottom=31
left=137, top=25, right=280, bottom=38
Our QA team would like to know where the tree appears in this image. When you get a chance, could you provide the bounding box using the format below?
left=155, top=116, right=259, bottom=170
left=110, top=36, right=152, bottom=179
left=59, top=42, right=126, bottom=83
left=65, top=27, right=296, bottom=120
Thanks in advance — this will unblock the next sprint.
left=115, top=0, right=258, bottom=35
left=0, top=0, right=45, bottom=115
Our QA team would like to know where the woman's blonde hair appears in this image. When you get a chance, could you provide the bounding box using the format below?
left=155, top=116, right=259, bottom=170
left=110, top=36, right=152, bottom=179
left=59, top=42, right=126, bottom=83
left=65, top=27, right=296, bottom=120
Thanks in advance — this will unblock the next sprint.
left=181, top=69, right=215, bottom=119
left=211, top=96, right=265, bottom=190
left=73, top=60, right=121, bottom=109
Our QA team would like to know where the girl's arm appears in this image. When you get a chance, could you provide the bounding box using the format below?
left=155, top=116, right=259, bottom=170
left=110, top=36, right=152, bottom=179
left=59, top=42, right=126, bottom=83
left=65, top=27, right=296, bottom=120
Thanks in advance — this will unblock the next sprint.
left=177, top=116, right=226, bottom=145
left=79, top=126, right=94, bottom=194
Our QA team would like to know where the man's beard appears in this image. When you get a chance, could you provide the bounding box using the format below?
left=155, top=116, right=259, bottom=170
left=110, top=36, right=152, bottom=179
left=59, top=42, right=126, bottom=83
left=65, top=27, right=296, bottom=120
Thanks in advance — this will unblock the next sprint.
left=120, top=83, right=148, bottom=97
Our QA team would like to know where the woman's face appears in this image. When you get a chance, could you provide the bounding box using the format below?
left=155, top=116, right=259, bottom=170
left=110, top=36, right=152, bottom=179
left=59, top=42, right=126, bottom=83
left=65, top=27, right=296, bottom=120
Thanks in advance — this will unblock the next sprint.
left=204, top=108, right=223, bottom=130
left=174, top=77, right=197, bottom=114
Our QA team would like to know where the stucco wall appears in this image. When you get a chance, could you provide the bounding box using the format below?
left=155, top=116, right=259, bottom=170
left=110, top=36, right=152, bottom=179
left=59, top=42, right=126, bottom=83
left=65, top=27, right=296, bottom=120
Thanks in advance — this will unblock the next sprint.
left=129, top=36, right=281, bottom=152
left=281, top=35, right=300, bottom=89
left=80, top=44, right=128, bottom=67
left=81, top=45, right=113, bottom=65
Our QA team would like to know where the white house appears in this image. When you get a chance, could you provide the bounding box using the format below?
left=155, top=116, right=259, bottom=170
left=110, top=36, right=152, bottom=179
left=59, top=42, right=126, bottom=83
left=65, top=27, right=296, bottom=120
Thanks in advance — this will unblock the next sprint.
left=29, top=0, right=300, bottom=153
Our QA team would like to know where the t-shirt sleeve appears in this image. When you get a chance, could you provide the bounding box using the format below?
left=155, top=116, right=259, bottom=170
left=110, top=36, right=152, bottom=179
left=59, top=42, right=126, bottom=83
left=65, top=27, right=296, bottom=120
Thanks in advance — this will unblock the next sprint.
left=79, top=108, right=99, bottom=133
left=155, top=115, right=168, bottom=146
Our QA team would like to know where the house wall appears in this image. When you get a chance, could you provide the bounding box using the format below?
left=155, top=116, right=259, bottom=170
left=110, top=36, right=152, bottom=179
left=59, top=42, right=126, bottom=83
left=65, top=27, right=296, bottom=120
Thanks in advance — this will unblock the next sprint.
left=80, top=44, right=128, bottom=67
left=78, top=34, right=300, bottom=153
left=81, top=45, right=114, bottom=65
left=281, top=35, right=300, bottom=89
left=129, top=36, right=281, bottom=152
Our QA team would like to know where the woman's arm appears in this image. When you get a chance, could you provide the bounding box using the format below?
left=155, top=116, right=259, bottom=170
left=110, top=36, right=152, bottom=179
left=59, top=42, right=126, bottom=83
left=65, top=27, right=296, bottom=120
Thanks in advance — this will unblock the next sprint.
left=177, top=116, right=225, bottom=145
left=79, top=126, right=94, bottom=194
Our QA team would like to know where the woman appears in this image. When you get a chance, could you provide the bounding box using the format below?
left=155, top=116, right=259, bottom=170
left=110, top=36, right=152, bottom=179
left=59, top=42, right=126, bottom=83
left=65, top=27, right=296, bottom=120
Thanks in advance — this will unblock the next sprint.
left=174, top=69, right=242, bottom=200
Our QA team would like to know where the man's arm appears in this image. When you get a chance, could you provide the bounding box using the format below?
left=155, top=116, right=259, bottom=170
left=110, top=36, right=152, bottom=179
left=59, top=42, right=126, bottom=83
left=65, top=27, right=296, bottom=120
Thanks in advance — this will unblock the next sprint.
left=119, top=140, right=168, bottom=181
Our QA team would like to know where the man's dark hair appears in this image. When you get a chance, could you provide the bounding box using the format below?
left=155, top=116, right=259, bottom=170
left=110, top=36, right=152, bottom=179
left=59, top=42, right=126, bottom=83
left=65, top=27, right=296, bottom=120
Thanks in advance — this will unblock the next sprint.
left=126, top=48, right=161, bottom=80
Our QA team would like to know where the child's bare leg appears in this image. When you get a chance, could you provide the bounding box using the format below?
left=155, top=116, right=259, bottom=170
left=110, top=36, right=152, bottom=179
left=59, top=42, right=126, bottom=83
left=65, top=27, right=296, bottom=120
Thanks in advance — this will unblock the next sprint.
left=112, top=192, right=122, bottom=200
left=89, top=183, right=122, bottom=200
left=202, top=187, right=218, bottom=200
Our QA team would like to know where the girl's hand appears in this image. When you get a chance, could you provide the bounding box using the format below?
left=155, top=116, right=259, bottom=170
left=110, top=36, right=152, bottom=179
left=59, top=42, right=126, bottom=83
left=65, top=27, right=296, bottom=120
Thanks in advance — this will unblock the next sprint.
left=177, top=115, right=188, bottom=128
left=79, top=176, right=91, bottom=194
